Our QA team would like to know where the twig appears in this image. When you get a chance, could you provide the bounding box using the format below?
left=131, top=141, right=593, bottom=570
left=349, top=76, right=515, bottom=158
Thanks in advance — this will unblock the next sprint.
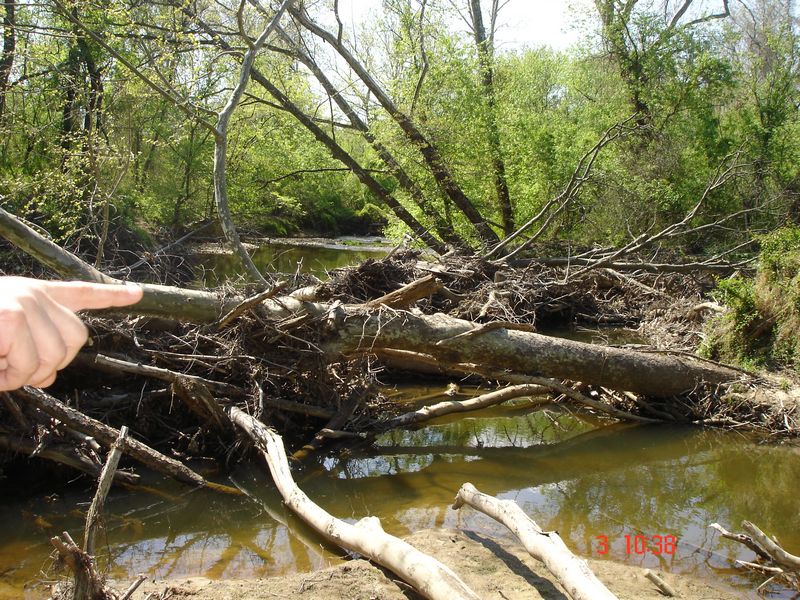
left=84, top=425, right=129, bottom=555
left=120, top=575, right=148, bottom=600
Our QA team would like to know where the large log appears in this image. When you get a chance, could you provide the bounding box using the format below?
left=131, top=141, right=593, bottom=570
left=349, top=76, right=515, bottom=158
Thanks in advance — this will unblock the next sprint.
left=0, top=207, right=744, bottom=398
left=324, top=306, right=742, bottom=398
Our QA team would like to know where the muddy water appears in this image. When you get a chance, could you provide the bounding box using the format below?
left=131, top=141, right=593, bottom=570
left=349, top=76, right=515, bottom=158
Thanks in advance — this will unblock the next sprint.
left=194, top=238, right=391, bottom=285
left=1, top=388, right=799, bottom=599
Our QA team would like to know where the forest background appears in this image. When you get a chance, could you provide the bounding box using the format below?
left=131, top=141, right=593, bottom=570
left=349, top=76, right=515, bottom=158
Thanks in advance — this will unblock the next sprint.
left=0, top=0, right=798, bottom=365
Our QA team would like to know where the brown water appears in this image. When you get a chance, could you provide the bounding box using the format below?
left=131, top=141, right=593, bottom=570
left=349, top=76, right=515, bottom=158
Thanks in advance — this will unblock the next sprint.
left=2, top=388, right=799, bottom=599
left=195, top=238, right=391, bottom=285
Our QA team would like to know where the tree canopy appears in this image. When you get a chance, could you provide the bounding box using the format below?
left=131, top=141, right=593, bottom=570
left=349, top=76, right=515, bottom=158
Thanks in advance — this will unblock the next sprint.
left=0, top=0, right=796, bottom=260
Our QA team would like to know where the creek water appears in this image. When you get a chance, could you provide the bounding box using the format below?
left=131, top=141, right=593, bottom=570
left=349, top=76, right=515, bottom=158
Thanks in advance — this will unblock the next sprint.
left=193, top=237, right=392, bottom=285
left=1, top=393, right=799, bottom=599
left=1, top=242, right=797, bottom=599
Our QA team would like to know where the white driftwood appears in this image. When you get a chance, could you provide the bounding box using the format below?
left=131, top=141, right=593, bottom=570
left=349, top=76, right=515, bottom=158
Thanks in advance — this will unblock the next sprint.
left=452, top=482, right=618, bottom=600
left=644, top=569, right=679, bottom=597
left=384, top=383, right=548, bottom=428
left=741, top=521, right=800, bottom=572
left=228, top=407, right=480, bottom=600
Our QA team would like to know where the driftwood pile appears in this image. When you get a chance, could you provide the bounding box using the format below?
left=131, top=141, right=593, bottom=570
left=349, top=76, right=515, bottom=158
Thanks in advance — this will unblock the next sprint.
left=1, top=208, right=799, bottom=599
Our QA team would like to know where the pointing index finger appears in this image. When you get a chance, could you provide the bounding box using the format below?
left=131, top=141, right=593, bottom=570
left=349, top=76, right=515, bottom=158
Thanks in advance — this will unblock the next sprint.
left=43, top=281, right=144, bottom=312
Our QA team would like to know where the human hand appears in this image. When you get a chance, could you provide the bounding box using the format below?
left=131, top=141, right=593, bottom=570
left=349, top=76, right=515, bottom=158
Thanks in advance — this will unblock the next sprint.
left=0, top=277, right=143, bottom=391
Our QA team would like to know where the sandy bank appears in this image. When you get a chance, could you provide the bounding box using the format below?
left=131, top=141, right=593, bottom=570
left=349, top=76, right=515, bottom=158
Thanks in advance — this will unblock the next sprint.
left=131, top=528, right=746, bottom=600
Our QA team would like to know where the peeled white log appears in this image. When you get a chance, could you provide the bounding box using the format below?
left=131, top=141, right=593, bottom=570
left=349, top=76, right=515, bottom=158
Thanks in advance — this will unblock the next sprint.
left=228, top=407, right=480, bottom=600
left=452, top=482, right=618, bottom=600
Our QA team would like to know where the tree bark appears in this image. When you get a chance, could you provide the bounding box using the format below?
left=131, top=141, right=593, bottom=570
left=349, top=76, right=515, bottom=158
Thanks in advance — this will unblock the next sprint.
left=0, top=0, right=15, bottom=121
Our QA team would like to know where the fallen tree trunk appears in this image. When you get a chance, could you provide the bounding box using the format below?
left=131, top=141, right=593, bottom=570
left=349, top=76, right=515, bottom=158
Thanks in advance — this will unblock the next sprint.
left=228, top=407, right=481, bottom=600
left=452, top=482, right=618, bottom=600
left=115, top=289, right=741, bottom=397
left=0, top=206, right=750, bottom=399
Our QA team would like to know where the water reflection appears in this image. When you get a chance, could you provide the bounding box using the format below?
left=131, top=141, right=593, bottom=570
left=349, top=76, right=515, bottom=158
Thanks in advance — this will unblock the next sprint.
left=1, top=388, right=798, bottom=599
left=195, top=241, right=390, bottom=285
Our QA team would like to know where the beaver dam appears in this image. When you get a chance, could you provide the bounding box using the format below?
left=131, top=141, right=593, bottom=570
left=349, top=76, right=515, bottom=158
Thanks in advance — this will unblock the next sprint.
left=1, top=218, right=799, bottom=599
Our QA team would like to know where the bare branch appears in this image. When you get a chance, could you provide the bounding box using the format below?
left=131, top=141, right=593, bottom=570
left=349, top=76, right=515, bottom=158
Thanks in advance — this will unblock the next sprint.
left=487, top=115, right=637, bottom=260
left=410, top=0, right=429, bottom=115
left=213, top=0, right=295, bottom=285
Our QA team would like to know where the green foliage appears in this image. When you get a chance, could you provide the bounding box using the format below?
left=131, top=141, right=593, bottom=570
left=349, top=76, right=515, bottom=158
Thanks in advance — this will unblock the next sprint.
left=704, top=227, right=800, bottom=371
left=759, top=226, right=800, bottom=280
left=1, top=0, right=799, bottom=263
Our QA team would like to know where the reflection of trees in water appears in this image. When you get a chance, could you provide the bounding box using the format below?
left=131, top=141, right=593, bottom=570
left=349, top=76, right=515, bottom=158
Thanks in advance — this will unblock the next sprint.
left=3, top=416, right=798, bottom=589
left=374, top=407, right=594, bottom=451
left=534, top=431, right=800, bottom=576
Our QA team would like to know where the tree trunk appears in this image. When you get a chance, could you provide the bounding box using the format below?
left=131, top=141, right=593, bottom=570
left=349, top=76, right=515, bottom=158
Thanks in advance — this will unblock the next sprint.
left=0, top=0, right=15, bottom=121
left=291, top=8, right=500, bottom=247
left=184, top=9, right=447, bottom=254
left=229, top=407, right=482, bottom=600
left=274, top=34, right=467, bottom=249
left=469, top=0, right=513, bottom=235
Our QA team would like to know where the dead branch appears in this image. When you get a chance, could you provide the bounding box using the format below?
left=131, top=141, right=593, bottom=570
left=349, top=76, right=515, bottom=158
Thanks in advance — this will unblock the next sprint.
left=214, top=280, right=287, bottom=329
left=228, top=407, right=481, bottom=600
left=488, top=116, right=636, bottom=261
left=364, top=274, right=443, bottom=309
left=50, top=531, right=109, bottom=600
left=710, top=520, right=800, bottom=592
left=0, top=434, right=139, bottom=484
left=383, top=384, right=548, bottom=429
left=571, top=152, right=746, bottom=276
left=741, top=521, right=800, bottom=571
left=15, top=387, right=208, bottom=488
left=84, top=426, right=128, bottom=555
left=75, top=353, right=243, bottom=396
left=452, top=482, right=618, bottom=600
left=709, top=522, right=772, bottom=561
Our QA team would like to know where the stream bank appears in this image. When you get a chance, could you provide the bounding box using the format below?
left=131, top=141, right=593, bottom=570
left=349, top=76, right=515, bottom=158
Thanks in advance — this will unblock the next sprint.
left=131, top=529, right=743, bottom=600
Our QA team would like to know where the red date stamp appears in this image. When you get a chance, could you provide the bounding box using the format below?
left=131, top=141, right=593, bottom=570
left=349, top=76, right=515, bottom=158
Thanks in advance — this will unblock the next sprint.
left=595, top=534, right=677, bottom=555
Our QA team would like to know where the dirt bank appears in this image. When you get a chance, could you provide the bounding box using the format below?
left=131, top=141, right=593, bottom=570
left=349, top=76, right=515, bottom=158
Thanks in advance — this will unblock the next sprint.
left=130, top=528, right=745, bottom=600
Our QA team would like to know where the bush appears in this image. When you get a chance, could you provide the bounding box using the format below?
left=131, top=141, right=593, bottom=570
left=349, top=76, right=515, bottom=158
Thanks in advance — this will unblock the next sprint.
left=703, top=227, right=800, bottom=370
